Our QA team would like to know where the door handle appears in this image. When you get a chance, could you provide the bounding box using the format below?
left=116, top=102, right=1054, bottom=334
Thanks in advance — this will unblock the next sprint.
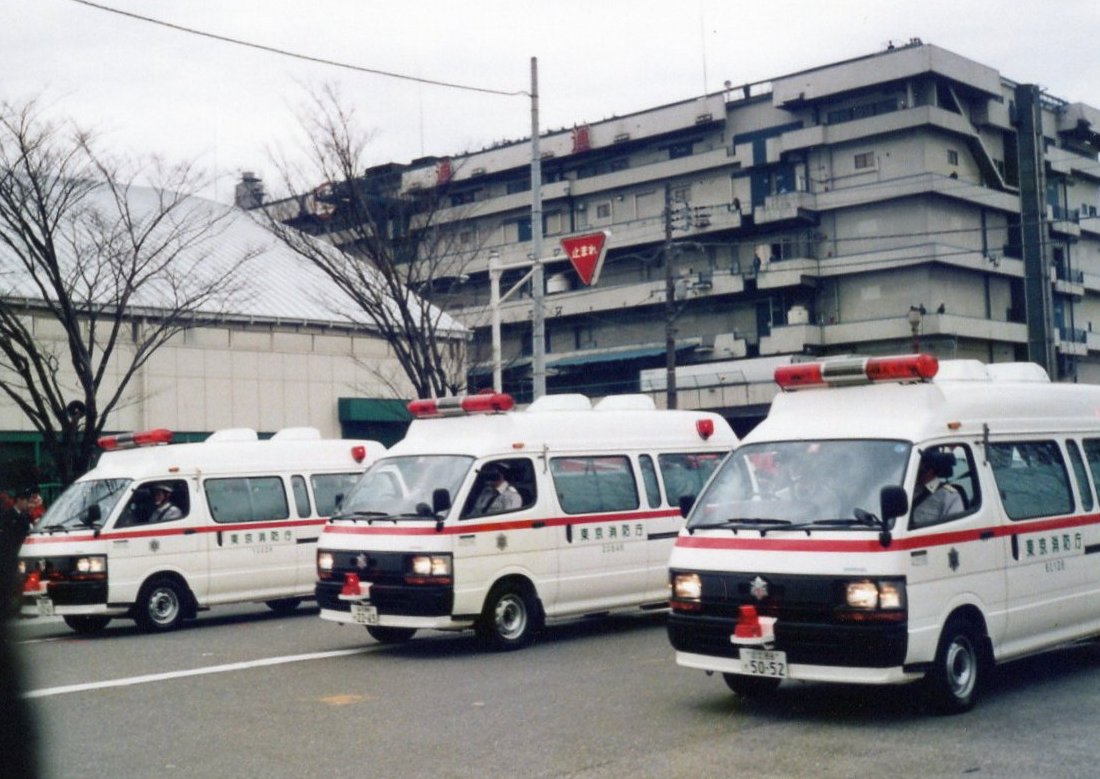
left=532, top=521, right=546, bottom=529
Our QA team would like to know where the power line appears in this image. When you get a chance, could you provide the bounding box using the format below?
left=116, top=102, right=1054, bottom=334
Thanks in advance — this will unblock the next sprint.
left=68, top=0, right=528, bottom=98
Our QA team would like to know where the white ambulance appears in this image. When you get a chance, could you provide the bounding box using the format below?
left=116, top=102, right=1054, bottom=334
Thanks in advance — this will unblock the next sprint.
left=19, top=426, right=383, bottom=634
left=668, top=353, right=1100, bottom=713
left=315, top=391, right=736, bottom=650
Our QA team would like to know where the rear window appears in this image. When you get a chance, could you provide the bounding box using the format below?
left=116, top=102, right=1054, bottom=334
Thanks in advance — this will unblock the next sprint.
left=658, top=452, right=726, bottom=505
left=311, top=472, right=362, bottom=517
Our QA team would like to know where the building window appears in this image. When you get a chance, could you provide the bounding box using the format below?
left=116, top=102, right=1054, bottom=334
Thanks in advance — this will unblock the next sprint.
left=669, top=141, right=694, bottom=159
left=854, top=152, right=875, bottom=170
left=595, top=202, right=612, bottom=221
left=544, top=211, right=563, bottom=236
left=671, top=186, right=691, bottom=203
left=947, top=149, right=959, bottom=166
left=506, top=178, right=531, bottom=195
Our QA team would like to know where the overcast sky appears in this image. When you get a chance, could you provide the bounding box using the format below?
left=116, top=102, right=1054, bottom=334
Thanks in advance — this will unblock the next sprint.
left=4, top=0, right=1099, bottom=202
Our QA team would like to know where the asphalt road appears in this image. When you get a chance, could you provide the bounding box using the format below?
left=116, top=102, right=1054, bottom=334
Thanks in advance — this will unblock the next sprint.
left=10, top=604, right=1100, bottom=778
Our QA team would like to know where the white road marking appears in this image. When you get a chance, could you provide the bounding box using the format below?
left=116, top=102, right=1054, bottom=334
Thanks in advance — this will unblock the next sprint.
left=23, top=647, right=372, bottom=699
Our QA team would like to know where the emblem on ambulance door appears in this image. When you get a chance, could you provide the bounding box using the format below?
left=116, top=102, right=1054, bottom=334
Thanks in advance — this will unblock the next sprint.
left=749, top=576, right=769, bottom=601
left=150, top=539, right=160, bottom=553
left=496, top=533, right=508, bottom=551
left=355, top=553, right=369, bottom=570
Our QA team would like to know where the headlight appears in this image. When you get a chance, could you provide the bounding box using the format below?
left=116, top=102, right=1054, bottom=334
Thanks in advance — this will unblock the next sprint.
left=672, top=572, right=703, bottom=600
left=845, top=579, right=906, bottom=610
left=74, top=556, right=107, bottom=575
left=409, top=554, right=451, bottom=578
left=317, top=551, right=334, bottom=572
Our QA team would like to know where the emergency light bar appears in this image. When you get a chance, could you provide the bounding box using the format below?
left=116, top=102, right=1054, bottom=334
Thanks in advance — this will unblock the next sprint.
left=98, top=428, right=174, bottom=451
left=774, top=354, right=939, bottom=391
left=407, top=392, right=516, bottom=418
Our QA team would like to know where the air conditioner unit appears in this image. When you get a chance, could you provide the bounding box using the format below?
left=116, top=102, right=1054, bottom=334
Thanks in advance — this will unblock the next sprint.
left=695, top=113, right=714, bottom=124
left=614, top=132, right=631, bottom=143
left=471, top=167, right=486, bottom=176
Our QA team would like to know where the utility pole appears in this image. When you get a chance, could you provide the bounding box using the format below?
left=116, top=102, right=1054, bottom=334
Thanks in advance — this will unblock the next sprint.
left=530, top=57, right=546, bottom=400
left=663, top=182, right=678, bottom=409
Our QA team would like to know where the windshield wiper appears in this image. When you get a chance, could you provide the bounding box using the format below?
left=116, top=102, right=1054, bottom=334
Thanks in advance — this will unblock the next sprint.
left=689, top=518, right=792, bottom=535
left=335, top=510, right=393, bottom=523
left=775, top=511, right=883, bottom=535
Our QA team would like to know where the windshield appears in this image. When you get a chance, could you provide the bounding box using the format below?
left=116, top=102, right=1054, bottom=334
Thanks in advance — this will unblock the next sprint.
left=35, top=478, right=131, bottom=531
left=337, top=455, right=474, bottom=520
left=686, top=440, right=911, bottom=530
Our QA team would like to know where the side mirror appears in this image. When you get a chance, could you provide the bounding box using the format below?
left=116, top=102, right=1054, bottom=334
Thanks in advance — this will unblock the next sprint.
left=82, top=504, right=102, bottom=528
left=432, top=488, right=452, bottom=515
left=678, top=494, right=695, bottom=518
left=880, top=485, right=909, bottom=521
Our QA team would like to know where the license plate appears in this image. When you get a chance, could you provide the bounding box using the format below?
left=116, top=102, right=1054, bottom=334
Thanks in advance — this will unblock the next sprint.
left=36, top=597, right=55, bottom=617
left=740, top=648, right=787, bottom=678
left=350, top=602, right=378, bottom=625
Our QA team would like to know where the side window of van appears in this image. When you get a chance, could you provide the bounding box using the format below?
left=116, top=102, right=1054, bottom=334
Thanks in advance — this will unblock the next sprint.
left=1079, top=439, right=1100, bottom=511
left=116, top=480, right=190, bottom=527
left=659, top=452, right=726, bottom=506
left=311, top=472, right=361, bottom=517
left=205, top=476, right=289, bottom=523
left=1067, top=441, right=1095, bottom=512
left=551, top=455, right=639, bottom=514
left=291, top=475, right=311, bottom=517
left=909, top=444, right=980, bottom=529
left=988, top=441, right=1073, bottom=520
left=639, top=455, right=662, bottom=508
left=461, top=458, right=537, bottom=518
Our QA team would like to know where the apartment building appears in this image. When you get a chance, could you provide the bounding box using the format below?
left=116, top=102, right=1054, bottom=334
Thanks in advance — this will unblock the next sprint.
left=269, top=41, right=1100, bottom=432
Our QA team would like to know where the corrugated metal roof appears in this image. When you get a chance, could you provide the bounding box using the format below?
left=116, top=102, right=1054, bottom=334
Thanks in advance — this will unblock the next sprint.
left=0, top=185, right=466, bottom=336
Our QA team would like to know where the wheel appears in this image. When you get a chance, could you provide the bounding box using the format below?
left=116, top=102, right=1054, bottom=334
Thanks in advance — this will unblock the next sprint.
left=475, top=582, right=540, bottom=651
left=924, top=616, right=984, bottom=714
left=63, top=615, right=112, bottom=635
left=366, top=625, right=417, bottom=644
left=133, top=577, right=188, bottom=632
left=722, top=673, right=782, bottom=698
left=264, top=598, right=303, bottom=615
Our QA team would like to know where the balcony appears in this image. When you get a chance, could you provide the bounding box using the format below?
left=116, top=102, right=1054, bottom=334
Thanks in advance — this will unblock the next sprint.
left=754, top=191, right=819, bottom=226
left=1057, top=327, right=1088, bottom=357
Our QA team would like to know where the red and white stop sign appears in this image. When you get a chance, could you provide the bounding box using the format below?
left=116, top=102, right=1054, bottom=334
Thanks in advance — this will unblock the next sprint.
left=560, top=231, right=610, bottom=286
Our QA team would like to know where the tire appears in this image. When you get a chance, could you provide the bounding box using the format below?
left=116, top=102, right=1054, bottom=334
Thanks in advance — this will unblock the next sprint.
left=722, top=673, right=782, bottom=698
left=924, top=616, right=984, bottom=714
left=366, top=625, right=417, bottom=644
left=133, top=577, right=188, bottom=633
left=264, top=598, right=303, bottom=615
left=475, top=582, right=540, bottom=651
left=63, top=615, right=112, bottom=635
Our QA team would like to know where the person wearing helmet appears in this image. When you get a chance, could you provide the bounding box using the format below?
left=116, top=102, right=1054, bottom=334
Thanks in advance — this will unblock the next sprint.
left=149, top=484, right=183, bottom=523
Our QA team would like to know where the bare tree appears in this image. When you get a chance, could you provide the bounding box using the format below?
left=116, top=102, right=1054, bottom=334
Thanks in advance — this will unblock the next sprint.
left=259, top=85, right=477, bottom=399
left=0, top=98, right=256, bottom=486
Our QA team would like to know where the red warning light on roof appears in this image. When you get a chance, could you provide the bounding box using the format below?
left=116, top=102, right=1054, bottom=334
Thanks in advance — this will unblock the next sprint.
left=407, top=393, right=516, bottom=418
left=98, top=428, right=174, bottom=451
left=775, top=354, right=939, bottom=391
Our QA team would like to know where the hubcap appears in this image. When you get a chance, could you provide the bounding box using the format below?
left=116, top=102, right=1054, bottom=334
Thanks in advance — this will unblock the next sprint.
left=150, top=588, right=180, bottom=624
left=494, top=594, right=527, bottom=640
left=945, top=635, right=976, bottom=699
